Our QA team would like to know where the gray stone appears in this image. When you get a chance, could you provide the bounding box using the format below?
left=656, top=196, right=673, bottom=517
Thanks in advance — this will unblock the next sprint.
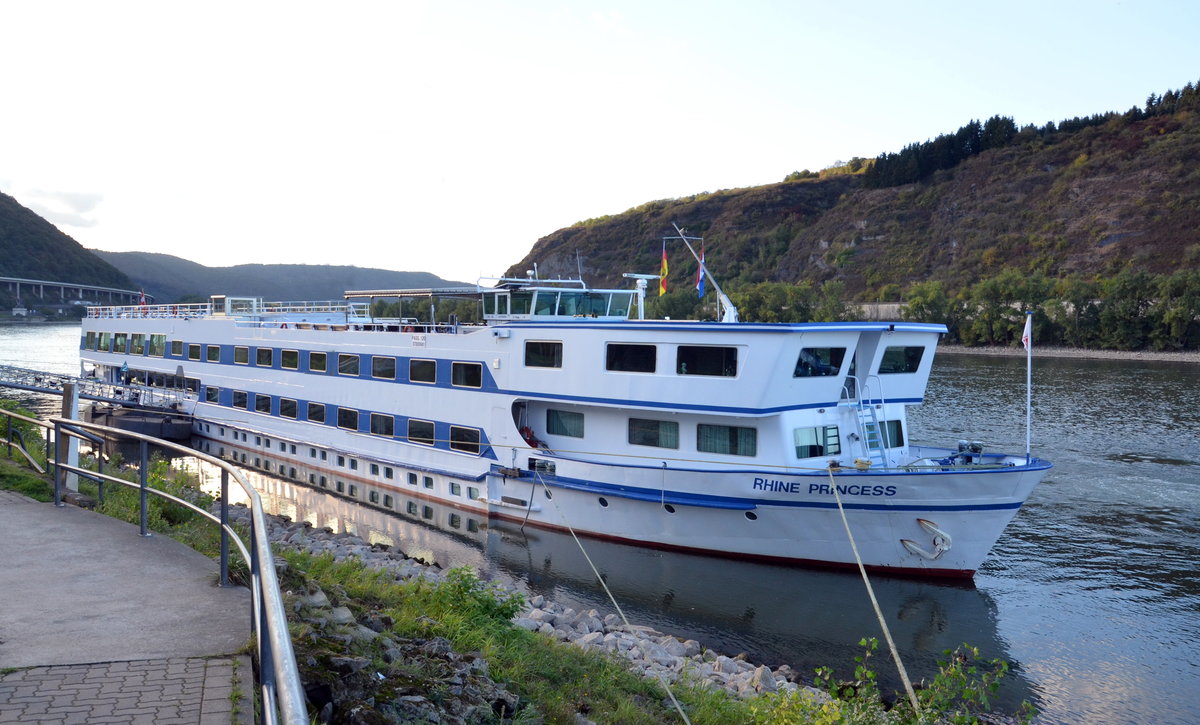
left=750, top=665, right=778, bottom=693
left=328, top=606, right=355, bottom=625
left=513, top=617, right=539, bottom=632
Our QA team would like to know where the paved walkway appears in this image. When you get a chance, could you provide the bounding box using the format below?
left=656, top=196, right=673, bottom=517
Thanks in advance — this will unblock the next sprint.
left=0, top=489, right=253, bottom=724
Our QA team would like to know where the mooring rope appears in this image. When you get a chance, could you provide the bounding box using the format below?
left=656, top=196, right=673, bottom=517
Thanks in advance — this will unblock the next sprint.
left=827, top=464, right=922, bottom=717
left=531, top=471, right=693, bottom=725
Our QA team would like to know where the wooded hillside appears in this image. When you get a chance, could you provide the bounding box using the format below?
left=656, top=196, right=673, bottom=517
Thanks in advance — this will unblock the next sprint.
left=0, top=191, right=132, bottom=289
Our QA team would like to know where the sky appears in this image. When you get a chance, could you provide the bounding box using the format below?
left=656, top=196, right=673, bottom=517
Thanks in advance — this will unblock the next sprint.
left=1, top=0, right=1198, bottom=283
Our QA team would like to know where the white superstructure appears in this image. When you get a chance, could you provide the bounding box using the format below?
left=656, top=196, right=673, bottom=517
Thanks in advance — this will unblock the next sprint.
left=80, top=274, right=1049, bottom=577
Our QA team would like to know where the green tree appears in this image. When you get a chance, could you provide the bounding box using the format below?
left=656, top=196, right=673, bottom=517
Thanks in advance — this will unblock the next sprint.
left=1098, top=269, right=1155, bottom=349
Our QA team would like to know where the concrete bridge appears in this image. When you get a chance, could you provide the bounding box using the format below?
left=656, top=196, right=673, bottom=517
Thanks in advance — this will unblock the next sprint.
left=1, top=276, right=151, bottom=306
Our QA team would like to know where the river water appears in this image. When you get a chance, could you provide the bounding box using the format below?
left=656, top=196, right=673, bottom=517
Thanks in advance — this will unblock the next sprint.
left=3, top=323, right=1198, bottom=724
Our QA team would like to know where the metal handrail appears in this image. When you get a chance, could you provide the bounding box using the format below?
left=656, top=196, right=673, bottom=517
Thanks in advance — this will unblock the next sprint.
left=1, top=407, right=307, bottom=724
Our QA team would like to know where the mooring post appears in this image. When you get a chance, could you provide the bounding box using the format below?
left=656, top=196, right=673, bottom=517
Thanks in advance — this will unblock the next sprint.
left=59, top=382, right=81, bottom=492
left=138, top=439, right=150, bottom=537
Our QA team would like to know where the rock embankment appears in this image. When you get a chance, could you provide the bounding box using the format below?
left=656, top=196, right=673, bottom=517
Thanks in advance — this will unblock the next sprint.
left=227, top=504, right=828, bottom=721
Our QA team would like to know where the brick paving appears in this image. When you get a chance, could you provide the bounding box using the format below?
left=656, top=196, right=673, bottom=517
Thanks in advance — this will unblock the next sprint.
left=0, top=655, right=252, bottom=725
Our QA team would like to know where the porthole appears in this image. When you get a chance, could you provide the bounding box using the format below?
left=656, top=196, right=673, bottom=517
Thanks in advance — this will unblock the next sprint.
left=663, top=504, right=676, bottom=514
left=745, top=511, right=758, bottom=521
left=598, top=497, right=609, bottom=508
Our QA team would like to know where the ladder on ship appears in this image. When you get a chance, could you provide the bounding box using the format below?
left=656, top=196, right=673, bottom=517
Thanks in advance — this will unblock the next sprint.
left=843, top=375, right=891, bottom=468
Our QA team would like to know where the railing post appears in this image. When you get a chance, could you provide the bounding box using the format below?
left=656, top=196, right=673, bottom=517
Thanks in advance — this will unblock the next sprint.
left=138, top=439, right=151, bottom=537
left=52, top=421, right=64, bottom=507
left=97, top=442, right=106, bottom=505
left=220, top=469, right=230, bottom=587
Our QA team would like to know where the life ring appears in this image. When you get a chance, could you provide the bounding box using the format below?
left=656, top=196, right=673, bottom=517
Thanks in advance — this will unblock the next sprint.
left=402, top=325, right=414, bottom=333
left=519, top=426, right=542, bottom=448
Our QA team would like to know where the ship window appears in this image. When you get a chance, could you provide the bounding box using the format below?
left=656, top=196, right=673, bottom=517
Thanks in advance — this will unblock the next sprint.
left=449, top=513, right=461, bottom=528
left=384, top=467, right=393, bottom=479
left=130, top=334, right=145, bottom=355
left=232, top=391, right=248, bottom=409
left=794, top=425, right=841, bottom=458
left=337, top=407, right=359, bottom=430
left=879, top=346, right=925, bottom=374
left=525, top=341, right=563, bottom=368
left=255, top=394, right=271, bottom=414
left=409, top=359, right=436, bottom=383
left=606, top=343, right=655, bottom=373
left=697, top=424, right=757, bottom=457
left=369, top=490, right=379, bottom=504
left=449, top=426, right=481, bottom=454
left=171, top=340, right=183, bottom=356
left=185, top=378, right=200, bottom=393
left=309, top=351, right=327, bottom=372
left=97, top=331, right=112, bottom=351
left=281, top=350, right=298, bottom=369
left=547, top=409, right=584, bottom=438
left=372, top=356, right=396, bottom=379
left=370, top=413, right=395, bottom=437
left=423, top=476, right=434, bottom=489
left=383, top=494, right=393, bottom=508
left=148, top=334, right=165, bottom=356
left=85, top=331, right=96, bottom=350
left=510, top=291, right=532, bottom=315
left=407, top=472, right=418, bottom=485
left=234, top=346, right=249, bottom=364
left=205, top=386, right=220, bottom=403
left=407, top=501, right=418, bottom=514
left=628, top=418, right=679, bottom=449
left=880, top=420, right=905, bottom=447
left=338, top=353, right=360, bottom=376
left=468, top=486, right=479, bottom=500
left=256, top=348, right=273, bottom=367
left=113, top=333, right=128, bottom=353
left=188, top=344, right=201, bottom=361
left=450, top=481, right=462, bottom=496
left=408, top=419, right=435, bottom=446
left=534, top=291, right=557, bottom=316
left=677, top=346, right=737, bottom=377
left=336, top=480, right=344, bottom=493
left=451, top=361, right=482, bottom=388
left=279, top=398, right=298, bottom=419
left=207, top=345, right=221, bottom=362
left=794, top=347, right=846, bottom=378
left=422, top=505, right=434, bottom=519
left=349, top=484, right=358, bottom=498
left=307, top=402, right=325, bottom=423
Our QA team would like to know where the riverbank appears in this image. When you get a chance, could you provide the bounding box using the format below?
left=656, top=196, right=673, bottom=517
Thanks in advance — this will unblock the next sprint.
left=938, top=343, right=1200, bottom=364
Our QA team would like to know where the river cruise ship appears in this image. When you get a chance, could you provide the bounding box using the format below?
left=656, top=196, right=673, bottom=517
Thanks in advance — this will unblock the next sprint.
left=79, top=273, right=1050, bottom=577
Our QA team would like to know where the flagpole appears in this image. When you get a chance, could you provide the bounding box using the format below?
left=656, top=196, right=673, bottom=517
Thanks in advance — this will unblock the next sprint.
left=1023, top=311, right=1033, bottom=464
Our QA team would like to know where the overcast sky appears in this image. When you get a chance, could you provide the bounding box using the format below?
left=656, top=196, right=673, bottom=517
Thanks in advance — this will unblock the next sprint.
left=1, top=0, right=1197, bottom=283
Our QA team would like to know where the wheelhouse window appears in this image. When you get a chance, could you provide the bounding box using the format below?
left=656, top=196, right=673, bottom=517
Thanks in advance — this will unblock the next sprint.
left=279, top=398, right=297, bottom=418
left=606, top=343, right=655, bottom=373
left=628, top=418, right=679, bottom=449
left=281, top=350, right=299, bottom=369
left=148, top=334, right=165, bottom=357
left=547, top=409, right=584, bottom=438
left=232, top=391, right=248, bottom=409
left=879, top=346, right=925, bottom=374
left=207, top=345, right=221, bottom=362
left=525, top=341, right=563, bottom=368
left=254, top=394, right=272, bottom=414
left=256, top=348, right=273, bottom=367
left=309, top=351, right=327, bottom=372
left=451, top=361, right=482, bottom=388
left=409, top=359, right=436, bottom=383
left=677, top=346, right=737, bottom=377
left=794, top=347, right=846, bottom=377
left=188, top=344, right=201, bottom=361
left=370, top=413, right=395, bottom=437
left=450, top=426, right=481, bottom=454
left=337, top=407, right=359, bottom=430
left=408, top=419, right=435, bottom=446
left=794, top=425, right=841, bottom=458
left=697, top=423, right=757, bottom=456
left=113, top=333, right=128, bottom=353
left=372, top=356, right=396, bottom=380
left=307, top=402, right=325, bottom=423
left=234, top=346, right=249, bottom=364
left=338, top=353, right=360, bottom=376
left=130, top=334, right=145, bottom=355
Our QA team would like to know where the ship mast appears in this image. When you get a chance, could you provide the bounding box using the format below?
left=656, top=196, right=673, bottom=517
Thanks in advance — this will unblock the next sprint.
left=667, top=222, right=739, bottom=323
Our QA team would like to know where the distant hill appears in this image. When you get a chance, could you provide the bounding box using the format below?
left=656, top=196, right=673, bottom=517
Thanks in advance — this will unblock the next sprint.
left=0, top=190, right=132, bottom=289
left=508, top=83, right=1200, bottom=300
left=93, top=251, right=469, bottom=303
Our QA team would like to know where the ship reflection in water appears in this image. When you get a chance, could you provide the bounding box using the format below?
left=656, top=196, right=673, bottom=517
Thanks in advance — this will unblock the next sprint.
left=185, top=452, right=1036, bottom=714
